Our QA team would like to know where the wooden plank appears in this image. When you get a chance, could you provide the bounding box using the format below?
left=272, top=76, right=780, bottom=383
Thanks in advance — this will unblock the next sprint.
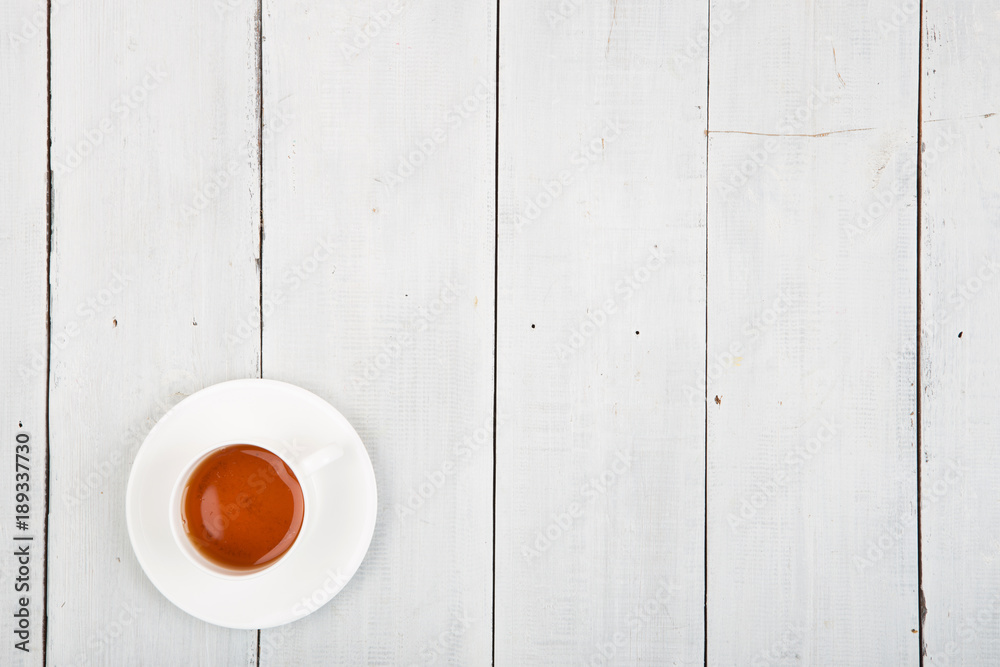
left=495, top=1, right=707, bottom=664
left=706, top=1, right=920, bottom=664
left=258, top=0, right=496, bottom=663
left=0, top=1, right=49, bottom=664
left=46, top=0, right=260, bottom=663
left=920, top=1, right=1000, bottom=663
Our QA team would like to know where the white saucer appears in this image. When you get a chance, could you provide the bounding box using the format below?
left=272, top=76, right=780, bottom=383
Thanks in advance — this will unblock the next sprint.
left=126, top=379, right=377, bottom=629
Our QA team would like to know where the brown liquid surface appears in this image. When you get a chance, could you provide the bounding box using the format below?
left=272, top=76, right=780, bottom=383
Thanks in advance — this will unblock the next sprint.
left=181, top=444, right=304, bottom=570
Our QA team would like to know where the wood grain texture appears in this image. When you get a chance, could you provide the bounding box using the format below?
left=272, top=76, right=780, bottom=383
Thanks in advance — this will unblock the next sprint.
left=920, top=2, right=1000, bottom=664
left=4, top=0, right=997, bottom=662
left=46, top=0, right=260, bottom=663
left=0, top=1, right=49, bottom=664
left=706, top=0, right=920, bottom=664
left=258, top=0, right=496, bottom=664
left=495, top=1, right=707, bottom=664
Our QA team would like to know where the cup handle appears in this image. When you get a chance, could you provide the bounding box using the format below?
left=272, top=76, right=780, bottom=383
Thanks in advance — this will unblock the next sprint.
left=297, top=444, right=343, bottom=476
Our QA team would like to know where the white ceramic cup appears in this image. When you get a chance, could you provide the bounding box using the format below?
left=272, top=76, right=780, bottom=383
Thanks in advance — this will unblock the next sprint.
left=168, top=437, right=342, bottom=579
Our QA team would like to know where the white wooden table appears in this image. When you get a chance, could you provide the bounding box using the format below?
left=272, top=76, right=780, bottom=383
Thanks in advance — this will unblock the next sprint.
left=2, top=0, right=998, bottom=664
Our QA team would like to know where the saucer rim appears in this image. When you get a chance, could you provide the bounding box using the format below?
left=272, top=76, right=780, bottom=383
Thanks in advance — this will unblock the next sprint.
left=125, top=378, right=378, bottom=629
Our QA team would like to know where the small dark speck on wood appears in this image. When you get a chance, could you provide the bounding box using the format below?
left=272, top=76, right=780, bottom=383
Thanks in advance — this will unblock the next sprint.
left=958, top=331, right=963, bottom=338
left=112, top=318, right=117, bottom=327
left=531, top=324, right=536, bottom=329
left=193, top=318, right=198, bottom=326
left=714, top=395, right=721, bottom=405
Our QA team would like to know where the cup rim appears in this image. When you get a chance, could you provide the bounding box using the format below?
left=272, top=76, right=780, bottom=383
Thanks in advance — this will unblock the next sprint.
left=168, top=438, right=310, bottom=580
